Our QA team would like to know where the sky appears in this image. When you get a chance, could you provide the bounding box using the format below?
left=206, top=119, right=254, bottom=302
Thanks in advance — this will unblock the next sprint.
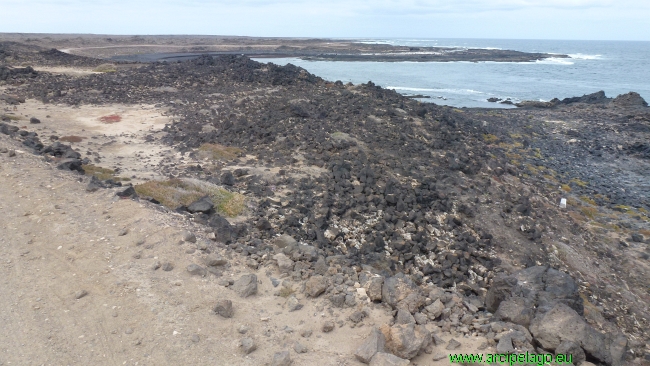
left=1, top=0, right=649, bottom=41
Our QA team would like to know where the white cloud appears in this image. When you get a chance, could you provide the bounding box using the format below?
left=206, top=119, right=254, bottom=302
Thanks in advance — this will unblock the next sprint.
left=0, top=0, right=648, bottom=40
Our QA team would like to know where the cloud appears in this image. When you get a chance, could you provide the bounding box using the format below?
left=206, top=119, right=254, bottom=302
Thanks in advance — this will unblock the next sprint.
left=0, top=0, right=649, bottom=40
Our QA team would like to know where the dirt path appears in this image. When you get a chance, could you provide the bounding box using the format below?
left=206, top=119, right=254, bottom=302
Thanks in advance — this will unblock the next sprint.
left=1, top=109, right=490, bottom=366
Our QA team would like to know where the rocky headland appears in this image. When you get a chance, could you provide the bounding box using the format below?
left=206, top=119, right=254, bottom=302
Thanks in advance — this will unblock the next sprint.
left=0, top=33, right=567, bottom=63
left=1, top=38, right=649, bottom=365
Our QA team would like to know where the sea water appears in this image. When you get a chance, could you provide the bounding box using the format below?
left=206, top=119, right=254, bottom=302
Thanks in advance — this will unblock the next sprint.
left=254, top=38, right=650, bottom=108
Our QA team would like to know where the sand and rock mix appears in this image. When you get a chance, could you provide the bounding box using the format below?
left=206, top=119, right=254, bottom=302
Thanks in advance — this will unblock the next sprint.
left=1, top=38, right=649, bottom=366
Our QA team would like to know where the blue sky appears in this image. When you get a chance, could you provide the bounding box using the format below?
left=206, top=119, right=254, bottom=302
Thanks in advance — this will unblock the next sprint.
left=1, top=0, right=648, bottom=41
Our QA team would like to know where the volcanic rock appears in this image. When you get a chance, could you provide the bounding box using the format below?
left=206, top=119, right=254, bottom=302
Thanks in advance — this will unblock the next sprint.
left=231, top=274, right=258, bottom=298
left=355, top=327, right=387, bottom=364
left=369, top=352, right=410, bottom=366
left=213, top=299, right=233, bottom=318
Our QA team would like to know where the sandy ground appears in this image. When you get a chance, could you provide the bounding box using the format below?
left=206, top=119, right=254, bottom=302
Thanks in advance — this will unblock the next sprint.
left=1, top=95, right=490, bottom=365
left=5, top=98, right=176, bottom=184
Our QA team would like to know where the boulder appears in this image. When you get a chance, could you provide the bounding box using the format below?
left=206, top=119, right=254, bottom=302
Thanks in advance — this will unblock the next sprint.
left=364, top=275, right=384, bottom=302
left=381, top=323, right=431, bottom=359
left=355, top=327, right=386, bottom=364
left=231, top=274, right=258, bottom=298
left=423, top=299, right=444, bottom=320
left=485, top=274, right=518, bottom=312
left=397, top=292, right=425, bottom=314
left=221, top=171, right=235, bottom=186
left=494, top=298, right=534, bottom=327
left=274, top=234, right=297, bottom=248
left=556, top=340, right=586, bottom=365
left=395, top=308, right=415, bottom=325
left=273, top=253, right=294, bottom=273
left=529, top=302, right=586, bottom=351
left=529, top=302, right=623, bottom=365
left=187, top=196, right=214, bottom=213
left=209, top=214, right=234, bottom=244
left=382, top=274, right=418, bottom=309
left=305, top=275, right=328, bottom=297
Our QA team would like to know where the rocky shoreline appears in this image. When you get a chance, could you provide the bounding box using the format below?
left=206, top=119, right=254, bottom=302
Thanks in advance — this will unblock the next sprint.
left=0, top=33, right=567, bottom=63
left=2, top=39, right=650, bottom=365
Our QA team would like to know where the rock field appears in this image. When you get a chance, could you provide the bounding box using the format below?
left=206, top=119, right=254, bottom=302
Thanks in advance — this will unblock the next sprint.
left=1, top=38, right=649, bottom=365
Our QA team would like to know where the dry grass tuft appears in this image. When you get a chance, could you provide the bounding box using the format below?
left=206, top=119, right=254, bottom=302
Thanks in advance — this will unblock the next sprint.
left=581, top=206, right=599, bottom=219
left=482, top=134, right=499, bottom=143
left=82, top=164, right=130, bottom=181
left=134, top=178, right=245, bottom=217
left=93, top=63, right=117, bottom=73
left=59, top=135, right=85, bottom=143
left=1, top=114, right=22, bottom=121
left=277, top=287, right=295, bottom=298
left=580, top=196, right=597, bottom=206
left=570, top=178, right=589, bottom=187
left=197, top=143, right=242, bottom=161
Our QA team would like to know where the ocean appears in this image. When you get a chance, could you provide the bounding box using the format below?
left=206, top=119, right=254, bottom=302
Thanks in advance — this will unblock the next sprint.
left=253, top=38, right=650, bottom=108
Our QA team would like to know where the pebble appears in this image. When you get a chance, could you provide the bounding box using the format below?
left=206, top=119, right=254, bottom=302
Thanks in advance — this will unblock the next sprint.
left=294, top=342, right=308, bottom=354
left=446, top=338, right=461, bottom=350
left=205, top=255, right=228, bottom=266
left=187, top=264, right=207, bottom=276
left=322, top=320, right=335, bottom=333
left=241, top=337, right=256, bottom=354
left=301, top=329, right=313, bottom=338
left=433, top=352, right=447, bottom=361
left=75, top=290, right=88, bottom=299
left=182, top=231, right=196, bottom=243
left=161, top=262, right=174, bottom=271
left=287, top=295, right=303, bottom=312
left=213, top=299, right=234, bottom=318
left=125, top=328, right=134, bottom=335
left=271, top=350, right=291, bottom=366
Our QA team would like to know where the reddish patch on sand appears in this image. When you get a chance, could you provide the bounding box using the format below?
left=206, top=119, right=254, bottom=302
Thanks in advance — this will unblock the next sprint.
left=99, top=114, right=122, bottom=124
left=59, top=135, right=85, bottom=143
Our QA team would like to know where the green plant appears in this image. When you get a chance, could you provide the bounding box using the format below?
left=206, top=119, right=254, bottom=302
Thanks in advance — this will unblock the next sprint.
left=134, top=178, right=245, bottom=217
left=581, top=207, right=599, bottom=219
left=580, top=196, right=597, bottom=206
left=482, top=134, right=499, bottom=143
left=82, top=164, right=130, bottom=181
left=93, top=63, right=117, bottom=73
left=0, top=114, right=22, bottom=121
left=570, top=178, right=588, bottom=187
left=197, top=143, right=242, bottom=161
